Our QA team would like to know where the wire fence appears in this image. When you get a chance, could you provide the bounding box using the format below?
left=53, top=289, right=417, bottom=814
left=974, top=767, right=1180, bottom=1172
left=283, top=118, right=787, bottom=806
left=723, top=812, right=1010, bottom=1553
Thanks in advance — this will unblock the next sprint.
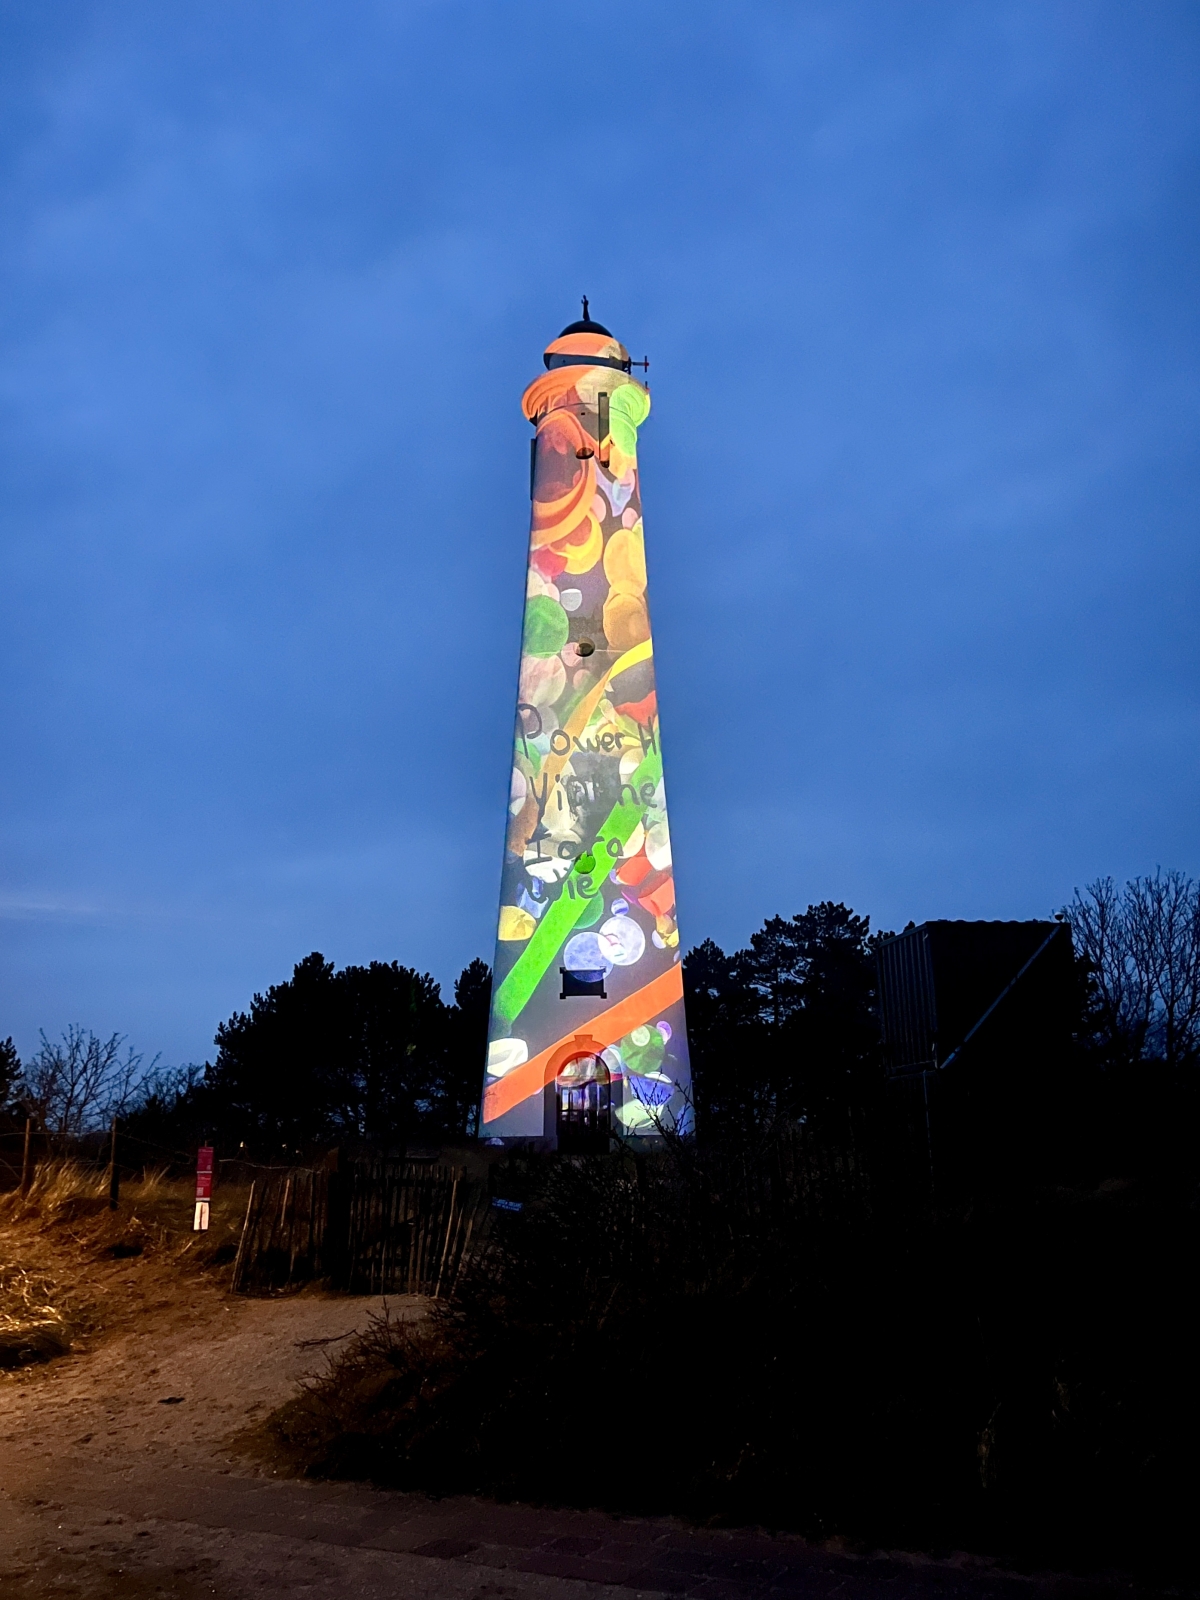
left=0, top=1123, right=204, bottom=1190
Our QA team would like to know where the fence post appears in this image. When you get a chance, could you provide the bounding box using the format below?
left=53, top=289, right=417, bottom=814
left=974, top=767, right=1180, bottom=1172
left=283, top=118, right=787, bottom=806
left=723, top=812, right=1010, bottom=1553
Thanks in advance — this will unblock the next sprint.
left=108, top=1116, right=119, bottom=1210
left=231, top=1180, right=257, bottom=1293
left=322, top=1149, right=348, bottom=1287
left=20, top=1116, right=33, bottom=1194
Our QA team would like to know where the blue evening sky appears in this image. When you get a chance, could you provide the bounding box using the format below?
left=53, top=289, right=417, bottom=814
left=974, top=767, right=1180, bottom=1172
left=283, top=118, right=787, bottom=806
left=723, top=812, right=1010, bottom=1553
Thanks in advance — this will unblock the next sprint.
left=2, top=2, right=1198, bottom=1067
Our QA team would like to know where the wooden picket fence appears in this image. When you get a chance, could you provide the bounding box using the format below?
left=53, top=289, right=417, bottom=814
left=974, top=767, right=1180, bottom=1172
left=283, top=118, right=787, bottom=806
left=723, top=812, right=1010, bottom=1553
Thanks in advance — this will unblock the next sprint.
left=231, top=1158, right=488, bottom=1298
left=230, top=1166, right=329, bottom=1295
left=340, top=1158, right=488, bottom=1296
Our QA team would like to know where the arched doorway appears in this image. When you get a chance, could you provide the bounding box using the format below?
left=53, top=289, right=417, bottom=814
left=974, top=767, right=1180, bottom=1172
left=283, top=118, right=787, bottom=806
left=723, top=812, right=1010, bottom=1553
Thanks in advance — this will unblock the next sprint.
left=555, top=1052, right=611, bottom=1154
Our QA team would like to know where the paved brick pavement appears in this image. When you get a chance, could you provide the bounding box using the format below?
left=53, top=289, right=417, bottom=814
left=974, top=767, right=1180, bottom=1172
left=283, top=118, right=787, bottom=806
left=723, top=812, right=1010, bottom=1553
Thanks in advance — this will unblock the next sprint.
left=6, top=1459, right=1142, bottom=1600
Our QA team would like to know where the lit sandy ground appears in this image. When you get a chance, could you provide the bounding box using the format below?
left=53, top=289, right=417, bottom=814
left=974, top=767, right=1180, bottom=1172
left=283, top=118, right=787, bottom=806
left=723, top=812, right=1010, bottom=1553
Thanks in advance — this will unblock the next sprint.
left=2, top=1273, right=737, bottom=1600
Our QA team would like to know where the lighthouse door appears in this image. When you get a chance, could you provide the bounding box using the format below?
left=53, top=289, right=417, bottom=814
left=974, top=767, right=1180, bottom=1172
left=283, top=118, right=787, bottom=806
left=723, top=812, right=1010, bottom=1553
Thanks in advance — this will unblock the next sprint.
left=555, top=1054, right=611, bottom=1154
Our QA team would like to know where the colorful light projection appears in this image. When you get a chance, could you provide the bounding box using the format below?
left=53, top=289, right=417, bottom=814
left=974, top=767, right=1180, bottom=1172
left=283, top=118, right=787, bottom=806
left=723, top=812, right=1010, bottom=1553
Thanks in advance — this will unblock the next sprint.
left=482, top=309, right=691, bottom=1145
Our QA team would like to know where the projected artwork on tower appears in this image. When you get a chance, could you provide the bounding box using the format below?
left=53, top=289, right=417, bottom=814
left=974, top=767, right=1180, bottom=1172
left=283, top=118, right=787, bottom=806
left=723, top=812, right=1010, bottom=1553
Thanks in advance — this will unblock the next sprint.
left=482, top=307, right=691, bottom=1146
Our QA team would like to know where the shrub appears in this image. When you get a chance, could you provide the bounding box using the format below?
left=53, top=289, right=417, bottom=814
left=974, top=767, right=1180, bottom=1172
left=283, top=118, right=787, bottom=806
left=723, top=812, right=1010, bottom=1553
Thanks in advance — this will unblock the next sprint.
left=264, top=1134, right=1198, bottom=1578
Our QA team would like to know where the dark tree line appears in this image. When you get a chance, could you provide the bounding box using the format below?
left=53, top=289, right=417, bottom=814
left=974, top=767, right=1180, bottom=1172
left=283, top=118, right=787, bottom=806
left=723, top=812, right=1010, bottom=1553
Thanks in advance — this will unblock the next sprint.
left=113, top=905, right=889, bottom=1165
left=683, top=874, right=1200, bottom=1197
left=123, top=954, right=491, bottom=1160
left=115, top=904, right=887, bottom=1165
left=15, top=868, right=1200, bottom=1171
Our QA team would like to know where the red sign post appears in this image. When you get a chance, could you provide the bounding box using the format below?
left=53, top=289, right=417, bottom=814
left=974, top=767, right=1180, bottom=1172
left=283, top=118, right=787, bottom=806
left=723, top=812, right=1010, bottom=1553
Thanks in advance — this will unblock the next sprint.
left=193, top=1145, right=214, bottom=1231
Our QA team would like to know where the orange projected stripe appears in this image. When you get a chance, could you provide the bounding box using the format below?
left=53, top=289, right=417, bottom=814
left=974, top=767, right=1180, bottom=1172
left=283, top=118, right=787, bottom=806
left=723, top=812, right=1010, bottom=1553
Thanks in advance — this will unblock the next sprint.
left=482, top=963, right=684, bottom=1125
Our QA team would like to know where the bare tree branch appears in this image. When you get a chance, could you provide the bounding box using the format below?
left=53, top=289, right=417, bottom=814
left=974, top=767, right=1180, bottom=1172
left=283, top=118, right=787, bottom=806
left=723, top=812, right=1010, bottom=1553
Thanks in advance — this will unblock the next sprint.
left=1065, top=870, right=1200, bottom=1070
left=18, top=1026, right=155, bottom=1145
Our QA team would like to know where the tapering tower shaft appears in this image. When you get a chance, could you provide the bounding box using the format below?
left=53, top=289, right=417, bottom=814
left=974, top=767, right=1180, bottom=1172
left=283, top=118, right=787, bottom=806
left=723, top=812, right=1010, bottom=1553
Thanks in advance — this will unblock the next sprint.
left=481, top=312, right=690, bottom=1147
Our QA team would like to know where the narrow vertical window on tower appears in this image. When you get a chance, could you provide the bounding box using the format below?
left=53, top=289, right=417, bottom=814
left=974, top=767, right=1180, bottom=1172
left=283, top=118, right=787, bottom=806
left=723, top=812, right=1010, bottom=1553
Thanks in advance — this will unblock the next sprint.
left=481, top=308, right=691, bottom=1148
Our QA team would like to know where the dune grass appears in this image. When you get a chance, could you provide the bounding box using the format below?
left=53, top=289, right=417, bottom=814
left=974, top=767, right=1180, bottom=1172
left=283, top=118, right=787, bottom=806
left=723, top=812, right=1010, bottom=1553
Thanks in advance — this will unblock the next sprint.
left=0, top=1160, right=252, bottom=1369
left=0, top=1158, right=112, bottom=1220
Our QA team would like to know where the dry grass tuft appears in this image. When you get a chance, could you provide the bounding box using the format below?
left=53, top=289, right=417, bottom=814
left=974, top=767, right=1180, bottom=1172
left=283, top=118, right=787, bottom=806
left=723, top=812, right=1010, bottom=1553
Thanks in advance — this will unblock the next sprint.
left=133, top=1164, right=171, bottom=1197
left=2, top=1160, right=251, bottom=1267
left=0, top=1160, right=251, bottom=1376
left=0, top=1262, right=70, bottom=1368
left=0, top=1160, right=110, bottom=1224
left=3, top=1157, right=246, bottom=1300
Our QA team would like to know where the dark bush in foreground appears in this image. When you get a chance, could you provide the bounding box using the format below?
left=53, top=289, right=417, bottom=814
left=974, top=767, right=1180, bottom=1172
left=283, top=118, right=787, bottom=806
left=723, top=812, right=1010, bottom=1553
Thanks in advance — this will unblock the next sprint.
left=264, top=1133, right=1198, bottom=1578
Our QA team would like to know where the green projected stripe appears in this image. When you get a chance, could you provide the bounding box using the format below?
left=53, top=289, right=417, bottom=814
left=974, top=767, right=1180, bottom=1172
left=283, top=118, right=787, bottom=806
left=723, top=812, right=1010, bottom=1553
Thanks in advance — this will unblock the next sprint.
left=493, top=745, right=663, bottom=1026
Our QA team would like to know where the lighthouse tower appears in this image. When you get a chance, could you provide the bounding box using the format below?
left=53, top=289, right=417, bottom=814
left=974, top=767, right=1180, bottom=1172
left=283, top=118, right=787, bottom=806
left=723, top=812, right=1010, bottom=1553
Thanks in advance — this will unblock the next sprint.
left=480, top=306, right=691, bottom=1150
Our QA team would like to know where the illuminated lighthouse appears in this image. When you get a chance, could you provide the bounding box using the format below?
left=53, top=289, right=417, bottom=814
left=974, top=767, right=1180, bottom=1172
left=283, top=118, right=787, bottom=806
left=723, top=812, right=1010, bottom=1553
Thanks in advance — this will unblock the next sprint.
left=480, top=304, right=691, bottom=1150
